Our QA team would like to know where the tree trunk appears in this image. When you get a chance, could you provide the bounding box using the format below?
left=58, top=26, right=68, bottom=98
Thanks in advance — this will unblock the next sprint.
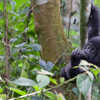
left=80, top=0, right=91, bottom=48
left=32, top=0, right=71, bottom=64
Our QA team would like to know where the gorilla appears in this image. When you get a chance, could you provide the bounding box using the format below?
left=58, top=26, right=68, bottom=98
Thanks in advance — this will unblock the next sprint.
left=61, top=4, right=100, bottom=80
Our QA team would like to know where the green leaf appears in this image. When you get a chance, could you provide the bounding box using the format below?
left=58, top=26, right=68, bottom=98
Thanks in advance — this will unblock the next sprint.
left=79, top=60, right=91, bottom=66
left=72, top=88, right=79, bottom=96
left=18, top=63, right=23, bottom=67
left=0, top=94, right=6, bottom=100
left=45, top=91, right=56, bottom=100
left=0, top=87, right=3, bottom=93
left=10, top=87, right=26, bottom=95
left=95, top=0, right=100, bottom=7
left=60, top=78, right=65, bottom=84
left=50, top=77, right=57, bottom=85
left=92, top=86, right=100, bottom=100
left=15, top=42, right=26, bottom=48
left=0, top=2, right=3, bottom=11
left=76, top=74, right=93, bottom=97
left=36, top=75, right=50, bottom=88
left=36, top=0, right=48, bottom=5
left=10, top=77, right=37, bottom=86
left=21, top=69, right=28, bottom=78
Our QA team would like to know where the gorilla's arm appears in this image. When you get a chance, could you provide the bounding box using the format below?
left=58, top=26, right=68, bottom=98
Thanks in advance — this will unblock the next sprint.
left=71, top=42, right=96, bottom=64
left=61, top=61, right=83, bottom=79
left=61, top=38, right=98, bottom=79
left=61, top=4, right=100, bottom=80
left=88, top=4, right=100, bottom=40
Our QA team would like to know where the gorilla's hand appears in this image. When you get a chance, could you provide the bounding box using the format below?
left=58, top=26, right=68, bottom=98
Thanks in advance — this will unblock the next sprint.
left=72, top=48, right=81, bottom=59
left=61, top=62, right=72, bottom=80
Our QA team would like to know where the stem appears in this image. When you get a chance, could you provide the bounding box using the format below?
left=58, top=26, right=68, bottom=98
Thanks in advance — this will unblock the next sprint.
left=4, top=0, right=10, bottom=79
left=80, top=0, right=87, bottom=48
left=9, top=76, right=77, bottom=100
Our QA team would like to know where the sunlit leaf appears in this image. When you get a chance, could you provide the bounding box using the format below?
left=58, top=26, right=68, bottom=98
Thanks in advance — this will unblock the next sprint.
left=39, top=59, right=47, bottom=67
left=36, top=75, right=50, bottom=88
left=77, top=74, right=93, bottom=97
left=15, top=42, right=26, bottom=48
left=10, top=87, right=26, bottom=95
left=39, top=60, right=54, bottom=71
left=0, top=94, right=6, bottom=100
left=10, top=38, right=17, bottom=43
left=50, top=77, right=57, bottom=85
left=45, top=91, right=56, bottom=100
left=36, top=0, right=48, bottom=5
left=60, top=78, right=65, bottom=84
left=10, top=77, right=37, bottom=86
left=92, top=86, right=100, bottom=100
left=0, top=87, right=3, bottom=94
left=31, top=44, right=42, bottom=51
left=37, top=69, right=53, bottom=76
left=79, top=60, right=91, bottom=66
left=46, top=61, right=54, bottom=71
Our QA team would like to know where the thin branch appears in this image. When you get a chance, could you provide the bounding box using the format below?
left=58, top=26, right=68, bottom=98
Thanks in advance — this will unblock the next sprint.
left=8, top=76, right=77, bottom=100
left=4, top=0, right=10, bottom=79
left=80, top=0, right=88, bottom=48
left=67, top=0, right=73, bottom=38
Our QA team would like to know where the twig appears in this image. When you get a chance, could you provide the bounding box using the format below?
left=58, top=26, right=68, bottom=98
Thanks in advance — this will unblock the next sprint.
left=4, top=0, right=10, bottom=79
left=67, top=0, right=73, bottom=38
left=8, top=76, right=77, bottom=100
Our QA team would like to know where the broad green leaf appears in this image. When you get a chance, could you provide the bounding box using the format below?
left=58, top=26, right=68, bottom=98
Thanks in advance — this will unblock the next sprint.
left=0, top=2, right=3, bottom=11
left=39, top=59, right=47, bottom=67
left=15, top=42, right=26, bottom=48
left=39, top=60, right=54, bottom=71
left=36, top=75, right=50, bottom=88
left=0, top=94, right=6, bottom=100
left=0, top=87, right=3, bottom=93
left=31, top=44, right=42, bottom=51
left=36, top=0, right=48, bottom=5
left=77, top=74, right=93, bottom=97
left=46, top=91, right=56, bottom=100
left=92, top=86, right=100, bottom=100
left=50, top=77, right=57, bottom=85
left=60, top=78, right=65, bottom=84
left=10, top=87, right=26, bottom=95
left=79, top=60, right=91, bottom=66
left=18, top=63, right=23, bottom=67
left=72, top=88, right=79, bottom=96
left=37, top=69, right=53, bottom=76
left=21, top=69, right=28, bottom=78
left=10, top=77, right=37, bottom=86
left=95, top=0, right=100, bottom=7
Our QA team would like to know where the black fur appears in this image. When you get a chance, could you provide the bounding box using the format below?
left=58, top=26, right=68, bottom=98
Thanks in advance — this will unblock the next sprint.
left=87, top=4, right=100, bottom=40
left=61, top=4, right=100, bottom=80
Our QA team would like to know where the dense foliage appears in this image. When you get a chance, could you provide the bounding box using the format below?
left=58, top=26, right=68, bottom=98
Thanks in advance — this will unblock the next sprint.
left=0, top=0, right=100, bottom=100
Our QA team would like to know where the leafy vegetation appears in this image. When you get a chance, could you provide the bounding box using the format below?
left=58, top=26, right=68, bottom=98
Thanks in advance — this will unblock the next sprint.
left=0, top=0, right=100, bottom=100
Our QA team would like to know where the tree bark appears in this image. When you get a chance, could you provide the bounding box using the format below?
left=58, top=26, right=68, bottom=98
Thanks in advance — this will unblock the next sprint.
left=80, top=0, right=91, bottom=48
left=32, top=0, right=71, bottom=64
left=4, top=0, right=10, bottom=79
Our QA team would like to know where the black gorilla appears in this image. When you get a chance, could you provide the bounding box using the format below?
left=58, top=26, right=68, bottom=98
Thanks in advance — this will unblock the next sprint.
left=87, top=4, right=100, bottom=40
left=61, top=4, right=100, bottom=80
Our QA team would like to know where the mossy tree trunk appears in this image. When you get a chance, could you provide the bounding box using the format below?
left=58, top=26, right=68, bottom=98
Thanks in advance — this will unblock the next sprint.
left=32, top=0, right=71, bottom=64
left=80, top=0, right=91, bottom=48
